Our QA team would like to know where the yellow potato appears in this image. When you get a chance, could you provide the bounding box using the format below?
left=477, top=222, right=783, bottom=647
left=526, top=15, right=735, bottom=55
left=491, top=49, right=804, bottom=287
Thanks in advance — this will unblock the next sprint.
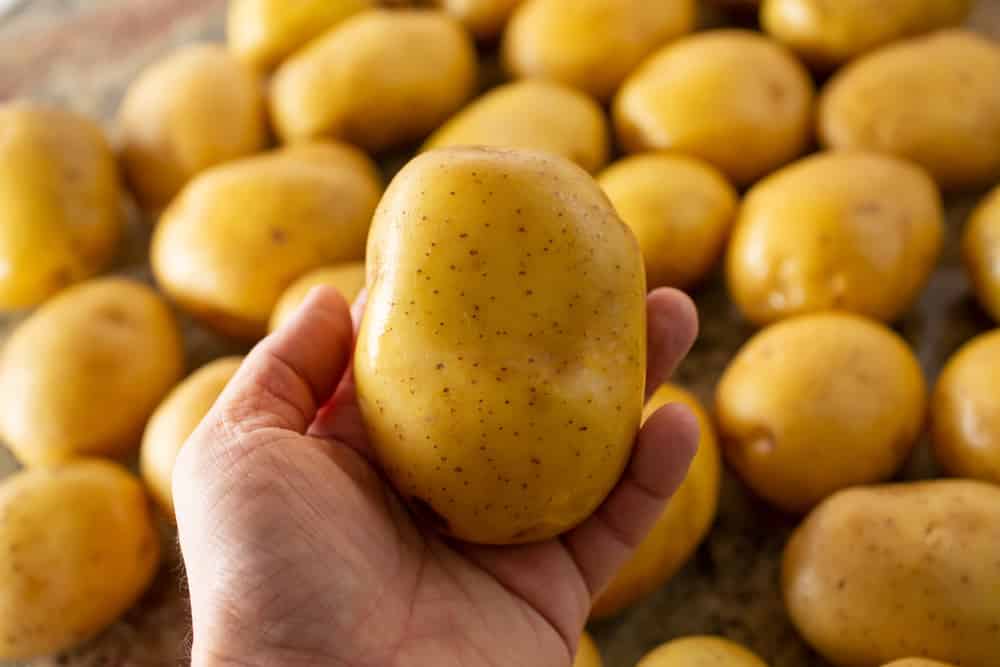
left=574, top=632, right=603, bottom=667
left=434, top=0, right=523, bottom=39
left=0, top=460, right=160, bottom=660
left=783, top=480, right=1000, bottom=667
left=615, top=30, right=814, bottom=186
left=636, top=636, right=769, bottom=667
left=118, top=43, right=268, bottom=209
left=591, top=384, right=720, bottom=618
left=0, top=102, right=122, bottom=310
left=356, top=147, right=646, bottom=545
left=425, top=80, right=610, bottom=174
left=963, top=185, right=1000, bottom=322
left=0, top=278, right=184, bottom=466
left=269, top=262, right=366, bottom=332
left=227, top=0, right=373, bottom=71
left=599, top=154, right=738, bottom=290
left=881, top=660, right=958, bottom=667
left=716, top=312, right=925, bottom=513
left=761, top=0, right=971, bottom=68
left=271, top=9, right=477, bottom=151
left=502, top=0, right=695, bottom=101
left=819, top=30, right=1000, bottom=191
left=726, top=151, right=943, bottom=325
left=140, top=357, right=242, bottom=517
left=152, top=142, right=381, bottom=340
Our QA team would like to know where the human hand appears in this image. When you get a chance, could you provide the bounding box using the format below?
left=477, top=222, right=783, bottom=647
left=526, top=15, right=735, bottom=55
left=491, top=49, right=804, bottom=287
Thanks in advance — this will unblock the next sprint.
left=174, top=285, right=699, bottom=667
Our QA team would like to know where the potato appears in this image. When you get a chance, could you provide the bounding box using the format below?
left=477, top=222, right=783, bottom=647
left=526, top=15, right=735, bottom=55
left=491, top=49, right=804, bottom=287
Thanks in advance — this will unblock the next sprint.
left=502, top=0, right=695, bottom=101
left=726, top=151, right=943, bottom=325
left=0, top=278, right=184, bottom=466
left=424, top=80, right=609, bottom=174
left=356, top=147, right=646, bottom=545
left=761, top=0, right=971, bottom=68
left=591, top=384, right=720, bottom=618
left=574, top=632, right=602, bottom=667
left=140, top=357, right=242, bottom=517
left=636, top=636, right=769, bottom=667
left=152, top=142, right=381, bottom=340
left=227, top=0, right=373, bottom=71
left=819, top=30, right=1000, bottom=191
left=615, top=30, right=814, bottom=186
left=716, top=313, right=925, bottom=513
left=269, top=262, right=366, bottom=332
left=882, top=661, right=957, bottom=667
left=963, top=185, right=1000, bottom=322
left=0, top=460, right=160, bottom=660
left=118, top=44, right=268, bottom=209
left=783, top=480, right=1000, bottom=667
left=0, top=103, right=122, bottom=310
left=271, top=10, right=477, bottom=151
left=434, top=0, right=523, bottom=39
left=599, top=154, right=737, bottom=290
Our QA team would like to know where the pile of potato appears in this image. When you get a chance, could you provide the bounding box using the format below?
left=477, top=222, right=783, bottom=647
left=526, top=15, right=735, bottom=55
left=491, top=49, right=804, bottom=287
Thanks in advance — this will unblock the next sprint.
left=1, top=0, right=999, bottom=664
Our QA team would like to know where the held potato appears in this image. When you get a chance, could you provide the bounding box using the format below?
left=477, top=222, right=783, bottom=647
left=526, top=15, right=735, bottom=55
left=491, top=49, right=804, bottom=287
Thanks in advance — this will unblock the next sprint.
left=615, top=30, right=814, bottom=185
left=636, top=636, right=769, bottom=667
left=140, top=357, right=242, bottom=517
left=783, top=480, right=1000, bottom=667
left=356, top=147, right=646, bottom=545
left=726, top=151, right=944, bottom=325
left=574, top=632, right=603, bottom=667
left=152, top=142, right=381, bottom=340
left=271, top=10, right=477, bottom=151
left=819, top=30, right=1000, bottom=191
left=0, top=278, right=184, bottom=466
left=599, top=154, right=738, bottom=290
left=591, top=384, right=720, bottom=618
left=502, top=0, right=695, bottom=101
left=424, top=80, right=610, bottom=173
left=716, top=313, right=925, bottom=513
left=269, top=262, right=366, bottom=332
left=118, top=44, right=268, bottom=209
left=0, top=460, right=160, bottom=660
left=0, top=103, right=122, bottom=310
left=434, top=0, right=523, bottom=39
left=963, top=185, right=1000, bottom=322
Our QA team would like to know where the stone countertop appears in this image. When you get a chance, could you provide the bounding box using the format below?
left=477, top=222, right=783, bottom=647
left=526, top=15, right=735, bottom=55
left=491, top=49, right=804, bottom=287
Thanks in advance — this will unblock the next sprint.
left=2, top=2, right=1000, bottom=666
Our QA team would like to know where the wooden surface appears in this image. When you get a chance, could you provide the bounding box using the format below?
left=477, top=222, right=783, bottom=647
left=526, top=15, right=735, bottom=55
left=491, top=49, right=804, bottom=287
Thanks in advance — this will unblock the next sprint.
left=1, top=1, right=1000, bottom=665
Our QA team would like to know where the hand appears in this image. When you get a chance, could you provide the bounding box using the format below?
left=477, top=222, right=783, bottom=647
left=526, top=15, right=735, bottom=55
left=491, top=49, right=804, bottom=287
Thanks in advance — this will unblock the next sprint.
left=174, top=285, right=699, bottom=667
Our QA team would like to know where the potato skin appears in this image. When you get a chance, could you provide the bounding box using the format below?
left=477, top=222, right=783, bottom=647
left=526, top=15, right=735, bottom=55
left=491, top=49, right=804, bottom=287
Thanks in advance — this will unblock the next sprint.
left=425, top=80, right=610, bottom=174
left=118, top=44, right=267, bottom=209
left=599, top=154, right=737, bottom=290
left=269, top=262, right=366, bottom=332
left=271, top=9, right=477, bottom=151
left=434, top=0, right=523, bottom=39
left=716, top=312, right=925, bottom=514
left=963, top=185, right=1000, bottom=322
left=819, top=30, right=1000, bottom=192
left=0, top=278, right=184, bottom=466
left=502, top=0, right=695, bottom=101
left=591, top=384, right=720, bottom=618
left=636, top=636, right=769, bottom=667
left=615, top=30, right=814, bottom=185
left=0, top=103, right=122, bottom=310
left=783, top=480, right=1000, bottom=667
left=0, top=461, right=161, bottom=660
left=726, top=151, right=943, bottom=325
left=574, top=632, right=603, bottom=667
left=356, top=147, right=646, bottom=545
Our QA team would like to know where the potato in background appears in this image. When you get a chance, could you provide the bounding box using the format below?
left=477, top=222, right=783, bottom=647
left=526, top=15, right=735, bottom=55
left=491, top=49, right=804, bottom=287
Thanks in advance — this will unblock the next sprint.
left=963, top=185, right=1000, bottom=322
left=270, top=262, right=366, bottom=332
left=636, top=636, right=769, bottom=667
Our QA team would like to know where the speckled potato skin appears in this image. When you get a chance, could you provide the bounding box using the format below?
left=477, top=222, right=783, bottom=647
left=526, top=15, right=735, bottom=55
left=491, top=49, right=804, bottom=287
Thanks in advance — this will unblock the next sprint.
left=599, top=154, right=738, bottom=290
left=425, top=80, right=610, bottom=173
left=502, top=0, right=695, bottom=101
left=118, top=44, right=267, bottom=209
left=271, top=10, right=477, bottom=151
left=0, top=103, right=123, bottom=310
left=0, top=279, right=184, bottom=467
left=152, top=142, right=381, bottom=340
left=0, top=461, right=161, bottom=660
left=269, top=262, right=366, bottom=332
left=716, top=313, right=926, bottom=514
left=356, top=147, right=646, bottom=545
left=140, top=357, right=242, bottom=517
left=819, top=30, right=1000, bottom=192
left=636, top=636, right=769, bottom=667
left=963, top=185, right=1000, bottom=322
left=726, top=151, right=943, bottom=325
left=591, top=384, right=720, bottom=618
left=434, top=0, right=523, bottom=39
left=761, top=0, right=971, bottom=67
left=881, top=660, right=958, bottom=667
left=783, top=481, right=1000, bottom=667
left=574, top=632, right=603, bottom=667
left=615, top=30, right=814, bottom=186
